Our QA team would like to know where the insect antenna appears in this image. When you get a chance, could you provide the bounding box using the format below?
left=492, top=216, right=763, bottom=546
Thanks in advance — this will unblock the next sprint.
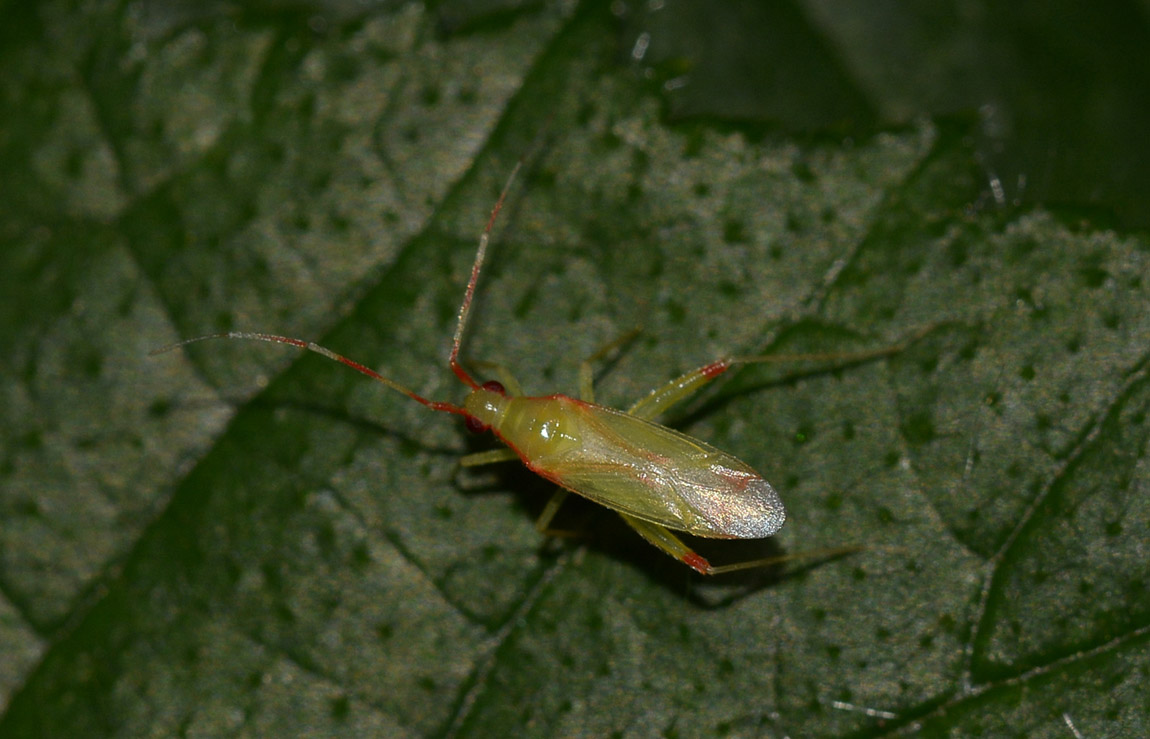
left=150, top=332, right=468, bottom=417
left=151, top=157, right=528, bottom=416
left=448, top=159, right=523, bottom=390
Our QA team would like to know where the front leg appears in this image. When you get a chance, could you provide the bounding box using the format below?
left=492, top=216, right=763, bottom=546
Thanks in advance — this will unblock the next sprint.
left=459, top=448, right=520, bottom=467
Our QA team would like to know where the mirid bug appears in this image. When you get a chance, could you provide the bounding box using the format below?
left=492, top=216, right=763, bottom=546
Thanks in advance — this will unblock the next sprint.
left=155, top=161, right=902, bottom=575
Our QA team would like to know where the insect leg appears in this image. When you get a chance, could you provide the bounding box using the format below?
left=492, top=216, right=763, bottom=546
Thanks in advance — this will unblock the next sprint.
left=626, top=326, right=935, bottom=421
left=621, top=513, right=867, bottom=575
left=577, top=329, right=642, bottom=402
left=625, top=364, right=720, bottom=421
left=458, top=449, right=575, bottom=537
left=534, top=489, right=571, bottom=533
left=617, top=513, right=714, bottom=574
left=459, top=448, right=520, bottom=466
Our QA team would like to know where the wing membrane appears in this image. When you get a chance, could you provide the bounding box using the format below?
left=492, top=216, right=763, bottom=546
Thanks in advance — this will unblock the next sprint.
left=535, top=405, right=785, bottom=539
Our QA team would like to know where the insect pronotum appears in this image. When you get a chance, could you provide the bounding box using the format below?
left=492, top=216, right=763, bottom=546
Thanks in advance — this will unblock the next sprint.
left=155, top=161, right=901, bottom=575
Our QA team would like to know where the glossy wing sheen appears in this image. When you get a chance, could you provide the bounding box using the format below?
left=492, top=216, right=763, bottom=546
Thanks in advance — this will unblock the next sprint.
left=524, top=399, right=786, bottom=539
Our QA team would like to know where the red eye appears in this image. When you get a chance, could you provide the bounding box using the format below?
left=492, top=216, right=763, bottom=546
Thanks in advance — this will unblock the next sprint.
left=482, top=380, right=505, bottom=394
left=465, top=416, right=489, bottom=433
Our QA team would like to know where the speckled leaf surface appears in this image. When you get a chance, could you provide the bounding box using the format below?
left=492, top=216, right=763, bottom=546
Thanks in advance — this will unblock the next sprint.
left=1, top=1, right=1147, bottom=737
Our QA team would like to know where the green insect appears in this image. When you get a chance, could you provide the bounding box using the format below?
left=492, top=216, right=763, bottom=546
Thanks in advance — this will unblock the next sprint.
left=157, top=162, right=906, bottom=574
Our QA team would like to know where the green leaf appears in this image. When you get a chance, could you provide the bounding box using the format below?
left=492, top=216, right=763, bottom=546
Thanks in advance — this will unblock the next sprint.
left=2, top=1, right=1147, bottom=737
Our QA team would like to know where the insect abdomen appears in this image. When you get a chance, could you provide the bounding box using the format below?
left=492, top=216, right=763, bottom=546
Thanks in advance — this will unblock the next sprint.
left=495, top=397, right=786, bottom=539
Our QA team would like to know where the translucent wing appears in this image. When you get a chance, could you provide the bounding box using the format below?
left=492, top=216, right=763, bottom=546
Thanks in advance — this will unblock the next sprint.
left=527, top=402, right=785, bottom=539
